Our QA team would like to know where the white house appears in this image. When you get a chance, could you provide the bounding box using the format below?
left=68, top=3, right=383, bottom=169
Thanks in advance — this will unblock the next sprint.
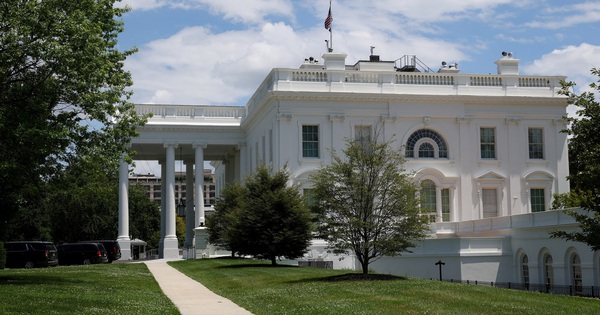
left=119, top=50, right=599, bottom=291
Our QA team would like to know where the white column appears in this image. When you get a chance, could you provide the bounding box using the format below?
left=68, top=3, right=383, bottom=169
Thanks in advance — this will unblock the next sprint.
left=117, top=157, right=132, bottom=260
left=184, top=160, right=194, bottom=249
left=163, top=143, right=179, bottom=258
left=159, top=160, right=166, bottom=258
left=193, top=143, right=206, bottom=227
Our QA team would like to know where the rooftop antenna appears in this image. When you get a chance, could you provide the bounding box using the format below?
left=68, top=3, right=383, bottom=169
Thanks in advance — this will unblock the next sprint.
left=370, top=46, right=375, bottom=56
left=324, top=0, right=333, bottom=52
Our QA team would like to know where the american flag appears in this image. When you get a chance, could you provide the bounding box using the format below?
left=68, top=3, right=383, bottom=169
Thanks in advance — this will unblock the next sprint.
left=324, top=2, right=333, bottom=30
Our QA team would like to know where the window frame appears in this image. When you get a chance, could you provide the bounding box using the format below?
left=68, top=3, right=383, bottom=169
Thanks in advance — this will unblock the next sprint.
left=530, top=188, right=546, bottom=212
left=528, top=127, right=544, bottom=159
left=480, top=127, right=496, bottom=159
left=405, top=129, right=448, bottom=159
left=301, top=125, right=320, bottom=158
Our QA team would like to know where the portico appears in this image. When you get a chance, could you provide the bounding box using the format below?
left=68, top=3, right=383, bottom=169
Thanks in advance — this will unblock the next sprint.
left=117, top=105, right=246, bottom=259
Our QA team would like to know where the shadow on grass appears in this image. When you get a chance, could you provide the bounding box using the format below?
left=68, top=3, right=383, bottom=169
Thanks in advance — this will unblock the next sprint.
left=290, top=273, right=408, bottom=283
left=209, top=257, right=299, bottom=269
left=0, top=274, right=84, bottom=286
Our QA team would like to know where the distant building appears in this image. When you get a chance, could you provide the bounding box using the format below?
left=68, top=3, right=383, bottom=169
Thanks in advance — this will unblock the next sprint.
left=129, top=169, right=216, bottom=207
left=116, top=49, right=599, bottom=292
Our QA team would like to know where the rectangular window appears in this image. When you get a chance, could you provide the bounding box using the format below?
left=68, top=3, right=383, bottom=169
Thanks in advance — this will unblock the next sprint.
left=528, top=128, right=544, bottom=159
left=354, top=125, right=371, bottom=147
left=530, top=188, right=545, bottom=212
left=441, top=188, right=450, bottom=222
left=302, top=125, right=319, bottom=158
left=482, top=188, right=498, bottom=218
left=303, top=189, right=316, bottom=207
left=480, top=127, right=496, bottom=159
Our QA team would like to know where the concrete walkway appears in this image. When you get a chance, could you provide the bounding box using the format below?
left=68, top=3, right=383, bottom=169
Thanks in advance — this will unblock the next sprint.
left=145, top=259, right=253, bottom=315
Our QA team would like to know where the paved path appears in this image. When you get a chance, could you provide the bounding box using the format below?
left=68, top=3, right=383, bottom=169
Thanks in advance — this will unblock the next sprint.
left=145, top=259, right=253, bottom=315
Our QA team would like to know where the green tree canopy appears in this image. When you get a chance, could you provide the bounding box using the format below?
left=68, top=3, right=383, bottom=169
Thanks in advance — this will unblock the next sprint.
left=310, top=131, right=430, bottom=274
left=551, top=68, right=600, bottom=251
left=0, top=0, right=145, bottom=240
left=206, top=165, right=313, bottom=265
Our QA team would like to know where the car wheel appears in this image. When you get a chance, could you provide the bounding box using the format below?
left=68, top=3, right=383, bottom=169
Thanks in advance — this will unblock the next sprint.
left=83, top=258, right=92, bottom=265
left=24, top=261, right=35, bottom=269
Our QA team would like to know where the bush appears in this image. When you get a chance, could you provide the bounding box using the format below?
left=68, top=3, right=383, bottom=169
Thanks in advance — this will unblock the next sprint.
left=0, top=242, right=6, bottom=269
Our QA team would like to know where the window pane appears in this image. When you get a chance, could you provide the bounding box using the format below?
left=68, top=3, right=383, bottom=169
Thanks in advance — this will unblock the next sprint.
left=530, top=188, right=545, bottom=212
left=421, top=180, right=436, bottom=222
left=441, top=188, right=450, bottom=222
left=482, top=188, right=497, bottom=218
left=302, top=125, right=319, bottom=158
left=528, top=128, right=544, bottom=159
left=406, top=129, right=448, bottom=158
left=480, top=128, right=496, bottom=159
left=418, top=142, right=435, bottom=158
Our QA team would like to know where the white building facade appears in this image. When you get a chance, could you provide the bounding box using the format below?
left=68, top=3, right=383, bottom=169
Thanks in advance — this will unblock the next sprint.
left=119, top=51, right=599, bottom=291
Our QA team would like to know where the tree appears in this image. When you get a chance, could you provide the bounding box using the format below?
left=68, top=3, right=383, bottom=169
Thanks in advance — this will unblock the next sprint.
left=206, top=165, right=313, bottom=265
left=0, top=0, right=145, bottom=240
left=550, top=68, right=600, bottom=251
left=206, top=181, right=246, bottom=256
left=310, top=131, right=430, bottom=274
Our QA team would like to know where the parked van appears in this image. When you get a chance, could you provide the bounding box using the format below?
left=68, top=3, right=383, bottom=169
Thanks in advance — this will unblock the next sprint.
left=57, top=243, right=108, bottom=265
left=80, top=240, right=121, bottom=263
left=5, top=241, right=59, bottom=269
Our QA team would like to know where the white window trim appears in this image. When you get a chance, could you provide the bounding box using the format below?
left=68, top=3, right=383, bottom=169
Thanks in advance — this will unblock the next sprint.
left=414, top=138, right=440, bottom=159
left=527, top=126, right=545, bottom=161
left=478, top=126, right=498, bottom=161
left=298, top=123, right=322, bottom=161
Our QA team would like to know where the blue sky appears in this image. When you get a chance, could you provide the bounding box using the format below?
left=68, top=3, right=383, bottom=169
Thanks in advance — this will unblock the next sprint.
left=117, top=0, right=600, bottom=107
left=117, top=0, right=600, bottom=175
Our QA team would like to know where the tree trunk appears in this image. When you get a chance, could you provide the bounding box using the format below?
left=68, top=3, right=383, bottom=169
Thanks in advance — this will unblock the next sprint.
left=271, top=255, right=277, bottom=266
left=361, top=260, right=369, bottom=274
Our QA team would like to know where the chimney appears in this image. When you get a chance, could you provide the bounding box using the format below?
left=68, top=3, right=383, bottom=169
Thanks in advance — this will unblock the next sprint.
left=322, top=52, right=348, bottom=70
left=495, top=51, right=519, bottom=75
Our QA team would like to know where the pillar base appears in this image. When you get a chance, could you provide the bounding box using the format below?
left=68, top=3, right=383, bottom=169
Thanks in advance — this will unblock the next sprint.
left=195, top=226, right=210, bottom=259
left=117, top=238, right=132, bottom=261
left=163, top=237, right=180, bottom=259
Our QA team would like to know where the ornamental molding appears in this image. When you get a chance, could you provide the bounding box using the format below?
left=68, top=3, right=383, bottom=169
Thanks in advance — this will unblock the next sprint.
left=504, top=118, right=521, bottom=125
left=329, top=114, right=346, bottom=122
left=276, top=113, right=293, bottom=121
left=456, top=117, right=472, bottom=125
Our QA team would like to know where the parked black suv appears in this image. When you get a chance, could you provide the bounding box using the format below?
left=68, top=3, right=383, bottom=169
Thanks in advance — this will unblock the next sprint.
left=81, top=240, right=121, bottom=263
left=57, top=243, right=108, bottom=265
left=5, top=241, right=59, bottom=269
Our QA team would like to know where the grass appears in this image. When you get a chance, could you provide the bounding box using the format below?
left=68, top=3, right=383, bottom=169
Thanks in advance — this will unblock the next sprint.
left=170, top=258, right=600, bottom=315
left=0, top=263, right=178, bottom=315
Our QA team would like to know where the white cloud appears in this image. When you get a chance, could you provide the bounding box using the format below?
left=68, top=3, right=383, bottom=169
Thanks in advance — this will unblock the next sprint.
left=526, top=2, right=600, bottom=29
left=120, top=0, right=294, bottom=24
left=522, top=43, right=600, bottom=86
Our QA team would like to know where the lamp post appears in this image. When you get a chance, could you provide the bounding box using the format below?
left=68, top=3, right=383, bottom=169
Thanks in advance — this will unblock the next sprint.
left=435, top=260, right=445, bottom=281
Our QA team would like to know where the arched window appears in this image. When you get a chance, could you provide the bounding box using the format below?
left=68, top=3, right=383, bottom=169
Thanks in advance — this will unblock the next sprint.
left=544, top=254, right=554, bottom=291
left=521, top=254, right=530, bottom=288
left=406, top=129, right=448, bottom=159
left=571, top=254, right=582, bottom=294
left=419, top=142, right=435, bottom=158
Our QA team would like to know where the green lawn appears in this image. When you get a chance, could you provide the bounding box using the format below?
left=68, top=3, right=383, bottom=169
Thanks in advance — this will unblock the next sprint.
left=0, top=263, right=178, bottom=315
left=170, top=258, right=600, bottom=315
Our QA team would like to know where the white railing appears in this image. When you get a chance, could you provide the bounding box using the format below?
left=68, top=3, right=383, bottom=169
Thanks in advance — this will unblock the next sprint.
left=135, top=104, right=246, bottom=120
